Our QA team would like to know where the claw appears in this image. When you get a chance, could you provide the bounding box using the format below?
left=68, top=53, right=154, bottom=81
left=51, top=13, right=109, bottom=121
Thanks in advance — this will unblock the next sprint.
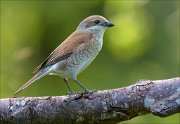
left=83, top=88, right=90, bottom=94
left=82, top=89, right=98, bottom=97
left=67, top=91, right=75, bottom=96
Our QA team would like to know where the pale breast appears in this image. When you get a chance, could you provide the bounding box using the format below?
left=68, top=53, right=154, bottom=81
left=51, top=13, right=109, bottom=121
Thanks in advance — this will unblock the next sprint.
left=73, top=38, right=103, bottom=75
left=51, top=36, right=103, bottom=78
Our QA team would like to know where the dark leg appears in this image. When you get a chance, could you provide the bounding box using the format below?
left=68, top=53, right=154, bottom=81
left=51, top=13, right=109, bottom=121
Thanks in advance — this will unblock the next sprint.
left=63, top=78, right=75, bottom=94
left=72, top=77, right=90, bottom=93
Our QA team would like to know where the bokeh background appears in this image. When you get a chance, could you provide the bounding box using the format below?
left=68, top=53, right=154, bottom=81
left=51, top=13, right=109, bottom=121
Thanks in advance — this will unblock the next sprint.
left=1, top=0, right=179, bottom=123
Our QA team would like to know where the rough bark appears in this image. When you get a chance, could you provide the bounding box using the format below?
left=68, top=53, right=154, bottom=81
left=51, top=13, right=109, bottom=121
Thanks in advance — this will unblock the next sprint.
left=0, top=77, right=180, bottom=124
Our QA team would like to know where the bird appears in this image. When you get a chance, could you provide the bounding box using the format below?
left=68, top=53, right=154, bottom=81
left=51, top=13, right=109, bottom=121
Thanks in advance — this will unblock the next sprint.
left=13, top=15, right=114, bottom=96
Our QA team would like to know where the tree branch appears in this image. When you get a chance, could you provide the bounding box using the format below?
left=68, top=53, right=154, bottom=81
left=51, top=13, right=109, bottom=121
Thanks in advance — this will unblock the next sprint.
left=0, top=77, right=180, bottom=124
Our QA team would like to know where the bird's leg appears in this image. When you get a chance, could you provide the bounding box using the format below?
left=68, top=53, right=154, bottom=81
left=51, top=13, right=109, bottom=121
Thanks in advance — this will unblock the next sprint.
left=72, top=77, right=90, bottom=93
left=63, top=78, right=75, bottom=95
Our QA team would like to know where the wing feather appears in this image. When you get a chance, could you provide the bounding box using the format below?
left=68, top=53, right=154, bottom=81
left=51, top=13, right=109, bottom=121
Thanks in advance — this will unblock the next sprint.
left=34, top=31, right=92, bottom=73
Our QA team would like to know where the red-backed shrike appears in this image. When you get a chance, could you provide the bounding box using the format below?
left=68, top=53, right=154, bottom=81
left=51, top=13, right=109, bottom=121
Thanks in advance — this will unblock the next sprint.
left=13, top=15, right=114, bottom=96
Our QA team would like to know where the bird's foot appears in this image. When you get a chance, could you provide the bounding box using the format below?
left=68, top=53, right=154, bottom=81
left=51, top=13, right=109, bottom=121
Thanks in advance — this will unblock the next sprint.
left=81, top=89, right=98, bottom=98
left=67, top=91, right=76, bottom=96
left=68, top=89, right=97, bottom=100
left=83, top=88, right=90, bottom=94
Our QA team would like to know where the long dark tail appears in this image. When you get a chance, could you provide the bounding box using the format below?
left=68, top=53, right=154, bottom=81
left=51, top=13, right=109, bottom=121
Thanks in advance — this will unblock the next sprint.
left=12, top=70, right=49, bottom=96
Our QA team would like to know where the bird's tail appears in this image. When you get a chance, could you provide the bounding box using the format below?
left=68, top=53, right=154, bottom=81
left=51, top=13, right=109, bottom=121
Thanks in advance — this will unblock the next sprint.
left=12, top=70, right=49, bottom=96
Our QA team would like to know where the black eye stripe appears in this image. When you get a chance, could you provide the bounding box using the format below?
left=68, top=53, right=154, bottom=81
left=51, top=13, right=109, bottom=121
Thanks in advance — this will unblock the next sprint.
left=94, top=20, right=100, bottom=24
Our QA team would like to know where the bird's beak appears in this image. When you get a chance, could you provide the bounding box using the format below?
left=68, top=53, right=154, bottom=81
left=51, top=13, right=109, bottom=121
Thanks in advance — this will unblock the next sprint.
left=102, top=21, right=115, bottom=27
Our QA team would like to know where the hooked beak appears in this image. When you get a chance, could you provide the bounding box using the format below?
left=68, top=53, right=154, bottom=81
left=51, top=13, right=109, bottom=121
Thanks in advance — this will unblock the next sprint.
left=102, top=21, right=115, bottom=27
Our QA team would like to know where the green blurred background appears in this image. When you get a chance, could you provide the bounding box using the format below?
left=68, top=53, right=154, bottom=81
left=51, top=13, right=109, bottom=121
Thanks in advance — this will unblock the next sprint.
left=1, top=0, right=179, bottom=123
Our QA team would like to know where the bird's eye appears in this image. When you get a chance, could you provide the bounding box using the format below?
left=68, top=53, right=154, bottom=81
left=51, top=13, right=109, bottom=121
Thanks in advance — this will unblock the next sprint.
left=94, top=20, right=100, bottom=24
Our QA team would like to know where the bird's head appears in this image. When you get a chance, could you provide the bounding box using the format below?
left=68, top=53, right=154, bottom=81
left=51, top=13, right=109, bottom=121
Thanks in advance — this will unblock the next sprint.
left=77, top=15, right=114, bottom=34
